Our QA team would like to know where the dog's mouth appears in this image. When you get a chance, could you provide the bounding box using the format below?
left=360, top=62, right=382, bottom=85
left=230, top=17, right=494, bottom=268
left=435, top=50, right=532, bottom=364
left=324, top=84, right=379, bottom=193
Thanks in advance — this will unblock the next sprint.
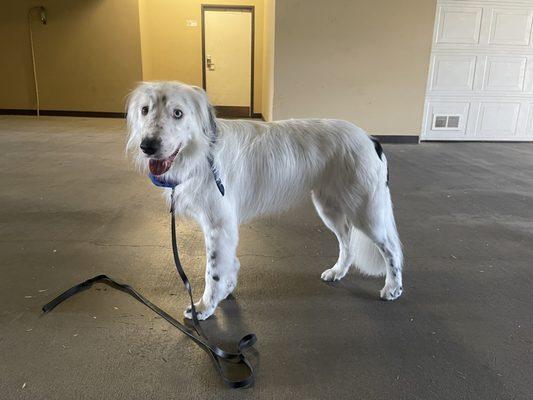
left=148, top=145, right=181, bottom=176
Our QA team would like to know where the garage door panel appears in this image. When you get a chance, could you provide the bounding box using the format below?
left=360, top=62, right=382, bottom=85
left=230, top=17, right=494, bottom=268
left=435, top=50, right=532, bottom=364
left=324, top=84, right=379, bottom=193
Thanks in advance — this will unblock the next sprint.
left=436, top=6, right=483, bottom=44
left=525, top=104, right=533, bottom=135
left=430, top=55, right=477, bottom=91
left=488, top=8, right=533, bottom=46
left=476, top=102, right=521, bottom=137
left=482, top=56, right=527, bottom=91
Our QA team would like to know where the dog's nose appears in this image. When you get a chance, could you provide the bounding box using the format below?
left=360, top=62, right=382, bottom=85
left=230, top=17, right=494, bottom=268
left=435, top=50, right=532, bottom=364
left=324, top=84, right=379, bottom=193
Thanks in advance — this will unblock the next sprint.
left=140, top=137, right=160, bottom=155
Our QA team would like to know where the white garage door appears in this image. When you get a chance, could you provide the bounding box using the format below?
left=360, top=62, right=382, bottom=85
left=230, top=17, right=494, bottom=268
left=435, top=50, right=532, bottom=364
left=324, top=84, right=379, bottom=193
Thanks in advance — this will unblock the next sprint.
left=422, top=0, right=533, bottom=141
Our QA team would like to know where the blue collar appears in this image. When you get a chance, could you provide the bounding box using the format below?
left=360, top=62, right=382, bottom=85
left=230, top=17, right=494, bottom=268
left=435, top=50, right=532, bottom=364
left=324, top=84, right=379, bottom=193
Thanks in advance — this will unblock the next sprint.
left=148, top=156, right=225, bottom=195
left=148, top=172, right=179, bottom=188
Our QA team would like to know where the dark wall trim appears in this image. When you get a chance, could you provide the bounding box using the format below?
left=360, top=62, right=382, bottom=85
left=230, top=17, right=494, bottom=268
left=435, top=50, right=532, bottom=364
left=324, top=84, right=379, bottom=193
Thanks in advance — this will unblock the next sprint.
left=201, top=4, right=255, bottom=117
left=373, top=135, right=419, bottom=144
left=0, top=109, right=36, bottom=116
left=0, top=109, right=125, bottom=118
left=215, top=105, right=250, bottom=118
left=1, top=108, right=265, bottom=121
left=421, top=140, right=533, bottom=143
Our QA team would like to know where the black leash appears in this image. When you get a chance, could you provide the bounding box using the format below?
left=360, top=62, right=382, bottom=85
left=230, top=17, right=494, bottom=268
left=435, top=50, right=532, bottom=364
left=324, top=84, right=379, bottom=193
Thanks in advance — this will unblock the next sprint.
left=42, top=187, right=257, bottom=388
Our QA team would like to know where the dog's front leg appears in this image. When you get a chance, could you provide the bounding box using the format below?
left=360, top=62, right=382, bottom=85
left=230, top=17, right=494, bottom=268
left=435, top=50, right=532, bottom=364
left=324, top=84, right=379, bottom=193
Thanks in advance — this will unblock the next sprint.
left=184, top=214, right=239, bottom=320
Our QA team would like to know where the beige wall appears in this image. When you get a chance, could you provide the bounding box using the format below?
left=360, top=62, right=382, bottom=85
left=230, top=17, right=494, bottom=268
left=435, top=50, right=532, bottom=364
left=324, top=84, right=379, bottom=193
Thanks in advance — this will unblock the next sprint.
left=138, top=0, right=265, bottom=114
left=272, top=0, right=436, bottom=135
left=0, top=0, right=143, bottom=112
left=261, top=0, right=275, bottom=121
left=0, top=0, right=436, bottom=126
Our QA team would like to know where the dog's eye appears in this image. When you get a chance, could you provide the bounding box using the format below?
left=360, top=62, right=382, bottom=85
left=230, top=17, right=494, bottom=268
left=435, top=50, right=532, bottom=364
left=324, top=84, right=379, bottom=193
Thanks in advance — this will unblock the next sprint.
left=172, top=109, right=183, bottom=119
left=141, top=106, right=149, bottom=116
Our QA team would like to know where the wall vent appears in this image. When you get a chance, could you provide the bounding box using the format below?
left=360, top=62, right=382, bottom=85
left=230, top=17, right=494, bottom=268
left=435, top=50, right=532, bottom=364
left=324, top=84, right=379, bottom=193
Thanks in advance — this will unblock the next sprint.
left=432, top=114, right=461, bottom=130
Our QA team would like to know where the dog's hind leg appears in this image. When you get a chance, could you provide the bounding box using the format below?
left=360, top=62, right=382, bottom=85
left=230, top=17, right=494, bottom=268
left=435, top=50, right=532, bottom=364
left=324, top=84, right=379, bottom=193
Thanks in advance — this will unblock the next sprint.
left=352, top=188, right=403, bottom=301
left=312, top=191, right=354, bottom=282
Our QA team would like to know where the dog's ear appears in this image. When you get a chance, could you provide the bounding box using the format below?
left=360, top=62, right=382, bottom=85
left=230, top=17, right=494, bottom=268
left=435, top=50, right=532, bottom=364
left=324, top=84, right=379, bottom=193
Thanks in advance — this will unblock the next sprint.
left=125, top=83, right=146, bottom=153
left=124, top=83, right=152, bottom=170
left=190, top=86, right=217, bottom=141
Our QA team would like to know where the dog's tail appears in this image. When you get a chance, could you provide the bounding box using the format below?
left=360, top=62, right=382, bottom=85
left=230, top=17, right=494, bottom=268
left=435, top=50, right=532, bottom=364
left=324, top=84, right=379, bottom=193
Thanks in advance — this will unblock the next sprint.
left=350, top=227, right=386, bottom=276
left=350, top=141, right=402, bottom=276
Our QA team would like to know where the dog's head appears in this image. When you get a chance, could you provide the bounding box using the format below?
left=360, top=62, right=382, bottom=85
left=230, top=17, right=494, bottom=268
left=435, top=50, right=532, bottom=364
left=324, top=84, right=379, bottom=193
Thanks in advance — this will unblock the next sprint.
left=126, top=81, right=216, bottom=177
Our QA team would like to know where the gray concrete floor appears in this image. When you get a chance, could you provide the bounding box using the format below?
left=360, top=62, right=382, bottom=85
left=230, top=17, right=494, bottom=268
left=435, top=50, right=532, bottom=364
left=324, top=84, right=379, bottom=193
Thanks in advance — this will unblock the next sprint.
left=0, top=116, right=532, bottom=400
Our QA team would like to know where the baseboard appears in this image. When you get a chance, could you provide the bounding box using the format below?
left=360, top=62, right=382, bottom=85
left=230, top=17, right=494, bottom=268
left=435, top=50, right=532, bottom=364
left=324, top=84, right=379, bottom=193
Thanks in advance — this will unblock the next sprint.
left=0, top=109, right=125, bottom=118
left=421, top=139, right=533, bottom=143
left=214, top=106, right=250, bottom=118
left=213, top=107, right=264, bottom=120
left=372, top=135, right=419, bottom=144
left=0, top=108, right=266, bottom=121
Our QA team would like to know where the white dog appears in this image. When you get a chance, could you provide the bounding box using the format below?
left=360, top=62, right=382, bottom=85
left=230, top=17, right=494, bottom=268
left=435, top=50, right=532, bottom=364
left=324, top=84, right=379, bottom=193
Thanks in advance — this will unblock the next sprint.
left=126, top=82, right=403, bottom=320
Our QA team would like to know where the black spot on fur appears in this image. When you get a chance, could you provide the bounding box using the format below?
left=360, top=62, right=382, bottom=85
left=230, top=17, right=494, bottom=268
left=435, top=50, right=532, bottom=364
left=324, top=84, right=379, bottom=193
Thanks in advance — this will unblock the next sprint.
left=371, top=137, right=384, bottom=160
left=203, top=105, right=217, bottom=139
left=371, top=136, right=390, bottom=185
left=212, top=275, right=220, bottom=282
left=210, top=251, right=217, bottom=260
left=209, top=106, right=217, bottom=136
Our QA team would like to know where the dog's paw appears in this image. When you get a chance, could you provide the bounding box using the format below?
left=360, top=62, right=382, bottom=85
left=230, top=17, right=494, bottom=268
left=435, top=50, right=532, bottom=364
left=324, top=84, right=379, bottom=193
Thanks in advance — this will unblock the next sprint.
left=321, top=265, right=347, bottom=282
left=183, top=299, right=215, bottom=320
left=380, top=283, right=403, bottom=301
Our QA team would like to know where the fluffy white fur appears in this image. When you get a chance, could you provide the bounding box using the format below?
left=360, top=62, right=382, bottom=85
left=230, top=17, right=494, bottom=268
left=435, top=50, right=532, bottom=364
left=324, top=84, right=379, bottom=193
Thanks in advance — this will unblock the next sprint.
left=127, top=81, right=404, bottom=320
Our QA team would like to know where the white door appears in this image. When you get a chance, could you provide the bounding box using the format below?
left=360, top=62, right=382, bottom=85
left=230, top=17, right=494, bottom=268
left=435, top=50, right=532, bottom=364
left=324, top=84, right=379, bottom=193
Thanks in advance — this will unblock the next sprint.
left=204, top=9, right=252, bottom=116
left=422, top=0, right=533, bottom=141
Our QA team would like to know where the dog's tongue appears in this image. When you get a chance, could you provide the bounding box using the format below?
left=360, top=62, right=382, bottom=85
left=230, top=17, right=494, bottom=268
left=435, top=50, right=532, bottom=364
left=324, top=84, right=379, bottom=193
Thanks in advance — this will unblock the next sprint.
left=149, top=158, right=172, bottom=176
